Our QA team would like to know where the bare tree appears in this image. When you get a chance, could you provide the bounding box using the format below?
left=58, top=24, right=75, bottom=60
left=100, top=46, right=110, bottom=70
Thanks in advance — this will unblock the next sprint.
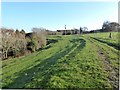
left=1, top=28, right=16, bottom=59
left=82, top=27, right=88, bottom=32
left=14, top=29, right=26, bottom=56
left=32, top=27, right=47, bottom=50
left=1, top=28, right=27, bottom=59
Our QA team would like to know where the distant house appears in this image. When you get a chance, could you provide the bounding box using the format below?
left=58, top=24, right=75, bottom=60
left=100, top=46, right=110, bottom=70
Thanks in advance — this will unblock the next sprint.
left=46, top=30, right=62, bottom=35
left=57, top=29, right=79, bottom=35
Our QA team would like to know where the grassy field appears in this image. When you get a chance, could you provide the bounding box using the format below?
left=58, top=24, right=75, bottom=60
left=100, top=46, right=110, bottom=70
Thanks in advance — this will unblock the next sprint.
left=1, top=32, right=119, bottom=89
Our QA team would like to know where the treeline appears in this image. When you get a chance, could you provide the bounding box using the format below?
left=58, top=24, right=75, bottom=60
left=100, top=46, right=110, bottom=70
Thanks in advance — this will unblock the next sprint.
left=57, top=21, right=120, bottom=35
left=0, top=27, right=47, bottom=60
left=102, top=21, right=120, bottom=32
left=87, top=21, right=120, bottom=33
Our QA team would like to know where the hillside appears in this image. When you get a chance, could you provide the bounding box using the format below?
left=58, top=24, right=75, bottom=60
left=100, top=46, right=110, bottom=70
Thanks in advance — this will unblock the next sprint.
left=1, top=32, right=119, bottom=89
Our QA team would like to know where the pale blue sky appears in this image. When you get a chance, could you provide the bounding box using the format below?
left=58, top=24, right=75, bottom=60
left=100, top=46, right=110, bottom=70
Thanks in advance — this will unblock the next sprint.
left=1, top=2, right=118, bottom=32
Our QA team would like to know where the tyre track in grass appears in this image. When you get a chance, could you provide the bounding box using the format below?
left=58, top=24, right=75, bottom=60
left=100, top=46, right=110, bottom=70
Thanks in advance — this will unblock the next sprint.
left=35, top=37, right=86, bottom=88
left=87, top=37, right=119, bottom=89
left=48, top=36, right=112, bottom=88
left=61, top=38, right=86, bottom=60
left=91, top=37, right=120, bottom=50
left=24, top=37, right=86, bottom=88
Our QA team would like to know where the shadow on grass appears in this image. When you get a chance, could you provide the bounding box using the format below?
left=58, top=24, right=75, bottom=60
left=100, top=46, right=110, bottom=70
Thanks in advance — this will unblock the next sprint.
left=37, top=36, right=63, bottom=52
left=47, top=39, right=59, bottom=45
left=91, top=37, right=120, bottom=50
left=36, top=45, right=52, bottom=52
left=36, top=38, right=62, bottom=54
left=2, top=38, right=86, bottom=89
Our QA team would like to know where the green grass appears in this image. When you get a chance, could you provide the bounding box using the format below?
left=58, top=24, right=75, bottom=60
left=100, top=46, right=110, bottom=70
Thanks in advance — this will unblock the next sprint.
left=86, top=32, right=120, bottom=50
left=1, top=32, right=119, bottom=89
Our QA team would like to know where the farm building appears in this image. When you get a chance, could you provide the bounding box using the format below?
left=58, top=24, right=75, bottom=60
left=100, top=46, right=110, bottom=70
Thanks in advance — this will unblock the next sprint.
left=57, top=29, right=80, bottom=35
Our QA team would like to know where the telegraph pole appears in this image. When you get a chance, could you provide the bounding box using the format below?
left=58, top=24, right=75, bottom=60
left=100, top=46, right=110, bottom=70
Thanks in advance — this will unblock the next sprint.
left=65, top=25, right=66, bottom=36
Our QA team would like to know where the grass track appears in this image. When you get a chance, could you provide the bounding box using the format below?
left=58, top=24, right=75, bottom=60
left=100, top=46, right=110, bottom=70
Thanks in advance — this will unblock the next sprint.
left=1, top=32, right=119, bottom=89
left=86, top=36, right=119, bottom=88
